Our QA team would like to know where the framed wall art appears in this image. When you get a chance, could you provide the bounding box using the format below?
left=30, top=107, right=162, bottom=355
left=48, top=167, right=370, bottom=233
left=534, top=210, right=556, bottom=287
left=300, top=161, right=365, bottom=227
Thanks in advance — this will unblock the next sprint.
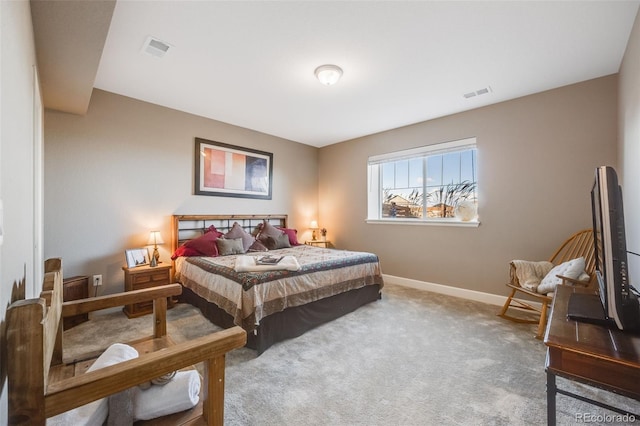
left=125, top=248, right=150, bottom=268
left=194, top=138, right=273, bottom=200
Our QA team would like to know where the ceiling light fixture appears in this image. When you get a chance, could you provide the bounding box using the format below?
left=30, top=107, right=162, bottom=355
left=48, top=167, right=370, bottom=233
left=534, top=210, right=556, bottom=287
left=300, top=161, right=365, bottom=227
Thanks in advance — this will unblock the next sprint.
left=314, top=64, right=343, bottom=86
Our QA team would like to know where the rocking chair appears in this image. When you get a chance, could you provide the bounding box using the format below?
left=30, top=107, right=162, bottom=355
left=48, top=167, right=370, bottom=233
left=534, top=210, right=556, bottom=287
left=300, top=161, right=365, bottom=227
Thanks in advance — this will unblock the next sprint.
left=497, top=229, right=596, bottom=339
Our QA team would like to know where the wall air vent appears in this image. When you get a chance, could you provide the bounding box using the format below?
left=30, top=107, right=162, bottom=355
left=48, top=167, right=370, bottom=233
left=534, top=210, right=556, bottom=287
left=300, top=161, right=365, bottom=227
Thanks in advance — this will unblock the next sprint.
left=463, top=86, right=492, bottom=99
left=141, top=36, right=172, bottom=58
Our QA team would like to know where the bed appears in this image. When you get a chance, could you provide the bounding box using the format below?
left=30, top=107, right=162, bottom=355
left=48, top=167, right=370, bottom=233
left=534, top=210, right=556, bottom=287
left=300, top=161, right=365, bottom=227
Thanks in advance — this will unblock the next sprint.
left=171, top=214, right=384, bottom=354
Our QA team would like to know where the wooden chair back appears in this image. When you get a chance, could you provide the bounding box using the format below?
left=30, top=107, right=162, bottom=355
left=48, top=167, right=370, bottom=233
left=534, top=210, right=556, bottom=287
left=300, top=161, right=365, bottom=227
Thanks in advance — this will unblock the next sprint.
left=6, top=258, right=246, bottom=425
left=548, top=229, right=596, bottom=278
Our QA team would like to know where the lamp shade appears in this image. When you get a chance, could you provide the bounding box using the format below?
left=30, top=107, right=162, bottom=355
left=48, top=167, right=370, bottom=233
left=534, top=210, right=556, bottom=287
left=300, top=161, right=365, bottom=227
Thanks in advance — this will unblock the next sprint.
left=147, top=231, right=164, bottom=246
left=314, top=64, right=343, bottom=86
left=310, top=220, right=319, bottom=229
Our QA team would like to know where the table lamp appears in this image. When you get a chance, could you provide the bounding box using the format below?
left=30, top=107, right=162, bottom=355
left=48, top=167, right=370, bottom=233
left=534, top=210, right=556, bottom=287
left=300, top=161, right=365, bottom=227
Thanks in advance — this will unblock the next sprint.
left=310, top=220, right=319, bottom=241
left=147, top=230, right=164, bottom=267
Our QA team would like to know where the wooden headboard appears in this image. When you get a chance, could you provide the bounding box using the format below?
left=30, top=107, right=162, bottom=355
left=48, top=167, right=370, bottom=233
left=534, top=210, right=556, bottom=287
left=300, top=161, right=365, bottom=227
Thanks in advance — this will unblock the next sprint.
left=171, top=214, right=288, bottom=253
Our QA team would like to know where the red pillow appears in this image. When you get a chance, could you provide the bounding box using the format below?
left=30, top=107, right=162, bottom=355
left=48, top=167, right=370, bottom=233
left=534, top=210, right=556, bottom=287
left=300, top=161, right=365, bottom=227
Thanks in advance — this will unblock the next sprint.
left=170, top=230, right=223, bottom=259
left=204, top=225, right=220, bottom=234
left=170, top=245, right=201, bottom=260
left=278, top=227, right=300, bottom=246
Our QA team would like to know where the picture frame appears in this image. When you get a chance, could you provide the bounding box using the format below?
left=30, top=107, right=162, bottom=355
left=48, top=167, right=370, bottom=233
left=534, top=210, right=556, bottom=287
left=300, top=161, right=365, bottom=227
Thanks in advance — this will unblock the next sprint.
left=194, top=137, right=273, bottom=199
left=125, top=248, right=150, bottom=268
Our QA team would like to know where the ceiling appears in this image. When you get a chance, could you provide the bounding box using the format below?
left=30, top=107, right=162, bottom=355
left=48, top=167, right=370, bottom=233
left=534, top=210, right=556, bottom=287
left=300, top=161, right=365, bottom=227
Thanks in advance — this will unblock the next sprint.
left=32, top=1, right=640, bottom=147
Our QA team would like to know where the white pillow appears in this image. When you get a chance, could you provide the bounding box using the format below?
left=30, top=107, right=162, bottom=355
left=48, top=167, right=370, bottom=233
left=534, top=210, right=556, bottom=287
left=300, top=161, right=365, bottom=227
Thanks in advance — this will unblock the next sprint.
left=537, top=257, right=587, bottom=294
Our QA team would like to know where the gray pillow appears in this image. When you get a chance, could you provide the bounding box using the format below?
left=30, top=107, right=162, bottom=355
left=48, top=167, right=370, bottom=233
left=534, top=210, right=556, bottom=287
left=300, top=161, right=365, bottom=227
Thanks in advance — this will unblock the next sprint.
left=216, top=238, right=245, bottom=255
left=248, top=239, right=269, bottom=252
left=224, top=222, right=255, bottom=252
left=258, top=236, right=277, bottom=250
left=260, top=220, right=285, bottom=240
left=274, top=233, right=291, bottom=249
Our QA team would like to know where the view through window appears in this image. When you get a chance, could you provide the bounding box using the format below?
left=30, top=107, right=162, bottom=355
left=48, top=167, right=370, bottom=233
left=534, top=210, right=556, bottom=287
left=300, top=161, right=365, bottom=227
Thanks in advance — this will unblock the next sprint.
left=368, top=138, right=478, bottom=222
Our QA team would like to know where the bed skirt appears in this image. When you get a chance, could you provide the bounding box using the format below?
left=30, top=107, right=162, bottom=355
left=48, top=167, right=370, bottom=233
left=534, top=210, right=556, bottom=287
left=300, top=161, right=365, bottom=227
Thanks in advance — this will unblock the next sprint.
left=180, top=284, right=382, bottom=354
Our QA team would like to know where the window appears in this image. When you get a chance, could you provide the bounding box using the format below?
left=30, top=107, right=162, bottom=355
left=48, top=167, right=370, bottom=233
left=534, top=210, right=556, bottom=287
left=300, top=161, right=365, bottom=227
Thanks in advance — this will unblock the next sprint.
left=367, top=138, right=478, bottom=224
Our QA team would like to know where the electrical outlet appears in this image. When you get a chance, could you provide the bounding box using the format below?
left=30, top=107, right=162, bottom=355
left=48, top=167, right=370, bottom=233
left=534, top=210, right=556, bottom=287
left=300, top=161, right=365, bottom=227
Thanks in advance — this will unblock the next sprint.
left=92, top=275, right=102, bottom=287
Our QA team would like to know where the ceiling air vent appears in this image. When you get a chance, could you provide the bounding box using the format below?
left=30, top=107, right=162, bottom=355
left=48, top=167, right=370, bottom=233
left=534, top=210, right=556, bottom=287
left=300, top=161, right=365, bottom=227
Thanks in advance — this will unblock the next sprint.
left=141, top=36, right=172, bottom=58
left=463, top=86, right=492, bottom=99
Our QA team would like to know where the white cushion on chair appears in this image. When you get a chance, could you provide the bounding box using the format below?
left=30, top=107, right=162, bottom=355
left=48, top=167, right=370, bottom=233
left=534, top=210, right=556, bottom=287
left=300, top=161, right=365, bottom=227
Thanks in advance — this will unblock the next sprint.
left=537, top=257, right=587, bottom=294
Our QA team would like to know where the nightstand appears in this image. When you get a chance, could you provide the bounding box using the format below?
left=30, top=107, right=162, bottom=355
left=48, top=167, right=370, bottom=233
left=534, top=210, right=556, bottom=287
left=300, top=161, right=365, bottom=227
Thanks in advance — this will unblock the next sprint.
left=122, top=263, right=173, bottom=318
left=63, top=276, right=89, bottom=330
left=305, top=240, right=332, bottom=248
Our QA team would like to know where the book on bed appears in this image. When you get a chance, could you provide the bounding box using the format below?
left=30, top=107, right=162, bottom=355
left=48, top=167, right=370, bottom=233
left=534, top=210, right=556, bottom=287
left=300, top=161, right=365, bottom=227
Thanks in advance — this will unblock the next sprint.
left=255, top=255, right=283, bottom=265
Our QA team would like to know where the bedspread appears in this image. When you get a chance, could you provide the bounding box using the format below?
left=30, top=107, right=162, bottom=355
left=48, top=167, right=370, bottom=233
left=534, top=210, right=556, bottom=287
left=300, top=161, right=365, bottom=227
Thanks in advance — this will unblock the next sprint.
left=174, top=245, right=383, bottom=332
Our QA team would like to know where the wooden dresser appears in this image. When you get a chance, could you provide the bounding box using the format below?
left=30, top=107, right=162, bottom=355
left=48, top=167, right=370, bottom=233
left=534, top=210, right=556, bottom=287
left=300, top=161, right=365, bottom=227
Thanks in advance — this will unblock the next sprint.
left=544, top=285, right=640, bottom=424
left=122, top=263, right=173, bottom=318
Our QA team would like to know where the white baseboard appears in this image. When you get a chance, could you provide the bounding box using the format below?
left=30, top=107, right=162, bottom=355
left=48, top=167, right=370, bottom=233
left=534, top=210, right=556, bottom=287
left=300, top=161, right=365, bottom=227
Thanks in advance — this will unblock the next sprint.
left=382, top=273, right=510, bottom=307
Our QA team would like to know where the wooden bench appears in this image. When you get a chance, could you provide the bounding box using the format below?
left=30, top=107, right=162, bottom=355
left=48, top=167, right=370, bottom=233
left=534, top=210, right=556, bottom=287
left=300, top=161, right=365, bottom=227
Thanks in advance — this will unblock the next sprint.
left=7, top=258, right=246, bottom=425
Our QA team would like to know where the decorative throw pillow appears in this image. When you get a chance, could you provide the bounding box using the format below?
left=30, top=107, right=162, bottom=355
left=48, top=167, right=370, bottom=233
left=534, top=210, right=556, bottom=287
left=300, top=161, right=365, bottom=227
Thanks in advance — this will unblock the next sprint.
left=537, top=257, right=588, bottom=294
left=278, top=227, right=300, bottom=246
left=170, top=229, right=222, bottom=260
left=258, top=235, right=277, bottom=250
left=204, top=225, right=221, bottom=234
left=248, top=239, right=269, bottom=252
left=260, top=220, right=285, bottom=240
left=170, top=245, right=201, bottom=260
left=216, top=238, right=245, bottom=256
left=273, top=232, right=291, bottom=249
left=224, top=222, right=255, bottom=252
left=251, top=223, right=264, bottom=237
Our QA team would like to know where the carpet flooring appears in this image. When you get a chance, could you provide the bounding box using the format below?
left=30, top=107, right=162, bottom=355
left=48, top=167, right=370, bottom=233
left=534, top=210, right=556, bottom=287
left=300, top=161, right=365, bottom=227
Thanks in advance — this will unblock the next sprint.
left=63, top=283, right=639, bottom=425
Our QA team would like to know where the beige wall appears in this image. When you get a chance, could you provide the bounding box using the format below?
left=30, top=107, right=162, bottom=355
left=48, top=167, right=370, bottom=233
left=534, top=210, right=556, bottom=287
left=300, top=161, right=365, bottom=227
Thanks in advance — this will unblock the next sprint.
left=0, top=0, right=41, bottom=422
left=44, top=89, right=318, bottom=295
left=619, top=9, right=640, bottom=283
left=319, top=76, right=618, bottom=296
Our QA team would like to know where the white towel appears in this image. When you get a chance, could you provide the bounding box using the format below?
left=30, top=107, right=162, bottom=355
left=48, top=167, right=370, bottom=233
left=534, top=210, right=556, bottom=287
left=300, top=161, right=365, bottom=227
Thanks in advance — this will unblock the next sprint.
left=87, top=343, right=139, bottom=372
left=234, top=255, right=301, bottom=272
left=47, top=344, right=139, bottom=426
left=133, top=370, right=201, bottom=421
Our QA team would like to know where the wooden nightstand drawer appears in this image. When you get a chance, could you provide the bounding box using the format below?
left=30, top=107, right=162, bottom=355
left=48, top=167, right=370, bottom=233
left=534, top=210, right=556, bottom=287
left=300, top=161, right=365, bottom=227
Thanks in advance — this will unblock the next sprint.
left=122, top=264, right=173, bottom=318
left=132, top=269, right=169, bottom=285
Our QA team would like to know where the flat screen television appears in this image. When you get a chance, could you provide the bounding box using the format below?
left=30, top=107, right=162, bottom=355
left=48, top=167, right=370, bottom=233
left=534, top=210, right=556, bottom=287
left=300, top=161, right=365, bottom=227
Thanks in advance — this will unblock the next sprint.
left=589, top=166, right=639, bottom=331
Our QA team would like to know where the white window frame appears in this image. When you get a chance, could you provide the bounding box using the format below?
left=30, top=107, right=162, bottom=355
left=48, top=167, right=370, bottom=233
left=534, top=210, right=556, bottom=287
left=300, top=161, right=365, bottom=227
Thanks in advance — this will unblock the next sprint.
left=367, top=137, right=479, bottom=227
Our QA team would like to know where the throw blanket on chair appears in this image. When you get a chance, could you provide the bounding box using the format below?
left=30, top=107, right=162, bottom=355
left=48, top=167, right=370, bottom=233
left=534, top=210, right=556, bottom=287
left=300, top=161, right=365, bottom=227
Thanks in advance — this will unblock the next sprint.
left=510, top=260, right=554, bottom=292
